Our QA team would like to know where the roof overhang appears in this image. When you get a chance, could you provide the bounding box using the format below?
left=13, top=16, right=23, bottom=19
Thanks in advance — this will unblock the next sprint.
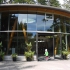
left=0, top=4, right=70, bottom=18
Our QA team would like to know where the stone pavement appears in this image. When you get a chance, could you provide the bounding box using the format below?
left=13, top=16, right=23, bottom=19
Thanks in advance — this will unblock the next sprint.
left=0, top=60, right=70, bottom=70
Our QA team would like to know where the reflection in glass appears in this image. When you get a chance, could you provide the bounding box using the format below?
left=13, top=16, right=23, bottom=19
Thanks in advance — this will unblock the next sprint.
left=65, top=18, right=70, bottom=33
left=27, top=14, right=36, bottom=31
left=54, top=15, right=61, bottom=32
left=37, top=13, right=45, bottom=31
left=0, top=12, right=70, bottom=55
left=17, top=32, right=25, bottom=55
left=45, top=20, right=53, bottom=31
left=27, top=32, right=36, bottom=38
left=45, top=14, right=53, bottom=19
left=18, top=14, right=27, bottom=31
left=9, top=14, right=18, bottom=30
left=8, top=32, right=17, bottom=54
left=54, top=33, right=61, bottom=58
left=1, top=12, right=8, bottom=31
left=0, top=32, right=7, bottom=55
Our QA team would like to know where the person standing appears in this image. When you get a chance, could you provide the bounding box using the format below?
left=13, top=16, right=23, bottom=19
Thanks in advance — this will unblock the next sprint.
left=44, top=49, right=49, bottom=60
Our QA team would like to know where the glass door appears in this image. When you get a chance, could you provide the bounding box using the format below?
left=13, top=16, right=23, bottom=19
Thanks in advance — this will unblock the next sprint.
left=36, top=32, right=62, bottom=60
left=37, top=32, right=54, bottom=60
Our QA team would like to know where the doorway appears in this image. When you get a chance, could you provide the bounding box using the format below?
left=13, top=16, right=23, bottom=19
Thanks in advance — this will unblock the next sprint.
left=36, top=32, right=62, bottom=60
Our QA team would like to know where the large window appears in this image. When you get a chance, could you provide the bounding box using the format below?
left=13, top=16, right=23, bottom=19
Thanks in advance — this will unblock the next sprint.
left=54, top=15, right=61, bottom=32
left=37, top=13, right=45, bottom=31
left=8, top=32, right=17, bottom=54
left=18, top=13, right=27, bottom=31
left=0, top=32, right=7, bottom=55
left=67, top=34, right=70, bottom=51
left=0, top=12, right=70, bottom=55
left=1, top=12, right=9, bottom=31
left=9, top=14, right=18, bottom=30
left=27, top=13, right=36, bottom=31
left=45, top=14, right=54, bottom=31
left=0, top=13, right=1, bottom=31
left=66, top=18, right=70, bottom=33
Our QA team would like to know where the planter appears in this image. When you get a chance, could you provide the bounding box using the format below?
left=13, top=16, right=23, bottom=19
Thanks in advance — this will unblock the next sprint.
left=62, top=54, right=67, bottom=59
left=12, top=57, right=17, bottom=61
left=12, top=53, right=17, bottom=61
left=26, top=57, right=33, bottom=61
left=0, top=56, right=3, bottom=61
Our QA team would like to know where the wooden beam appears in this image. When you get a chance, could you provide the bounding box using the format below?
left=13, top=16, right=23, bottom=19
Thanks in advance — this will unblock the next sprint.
left=7, top=18, right=17, bottom=54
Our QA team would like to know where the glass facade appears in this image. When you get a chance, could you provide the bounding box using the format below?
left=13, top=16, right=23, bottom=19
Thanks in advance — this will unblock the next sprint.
left=0, top=11, right=70, bottom=57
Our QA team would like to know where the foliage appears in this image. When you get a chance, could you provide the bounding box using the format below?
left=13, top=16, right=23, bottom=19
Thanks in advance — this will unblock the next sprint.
left=62, top=49, right=70, bottom=59
left=0, top=0, right=2, bottom=4
left=0, top=41, right=4, bottom=59
left=25, top=41, right=32, bottom=51
left=12, top=53, right=17, bottom=61
left=24, top=50, right=34, bottom=59
left=24, top=41, right=35, bottom=60
left=0, top=0, right=61, bottom=8
left=62, top=49, right=70, bottom=56
left=62, top=0, right=70, bottom=10
left=24, top=0, right=35, bottom=4
left=50, top=0, right=61, bottom=7
left=38, top=0, right=61, bottom=7
left=14, top=0, right=35, bottom=4
left=14, top=0, right=25, bottom=3
left=0, top=51, right=5, bottom=59
left=61, top=39, right=70, bottom=59
left=0, top=41, right=2, bottom=47
left=12, top=53, right=17, bottom=58
left=62, top=40, right=66, bottom=50
left=38, top=0, right=46, bottom=5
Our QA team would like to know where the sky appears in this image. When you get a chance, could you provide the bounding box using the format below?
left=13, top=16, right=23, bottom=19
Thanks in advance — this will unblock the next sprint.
left=58, top=0, right=64, bottom=4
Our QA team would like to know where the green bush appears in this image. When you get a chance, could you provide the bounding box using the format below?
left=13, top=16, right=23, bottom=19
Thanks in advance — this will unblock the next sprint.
left=24, top=51, right=34, bottom=59
left=12, top=53, right=17, bottom=58
left=0, top=41, right=5, bottom=60
left=0, top=51, right=5, bottom=59
left=62, top=50, right=70, bottom=59
left=24, top=41, right=35, bottom=61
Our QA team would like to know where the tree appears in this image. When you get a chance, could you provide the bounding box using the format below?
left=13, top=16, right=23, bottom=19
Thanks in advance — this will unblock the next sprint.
left=37, top=0, right=61, bottom=7
left=14, top=0, right=35, bottom=4
left=0, top=0, right=3, bottom=4
left=37, top=0, right=46, bottom=5
left=62, top=0, right=70, bottom=10
left=24, top=0, right=35, bottom=4
left=50, top=0, right=60, bottom=7
left=14, top=0, right=25, bottom=3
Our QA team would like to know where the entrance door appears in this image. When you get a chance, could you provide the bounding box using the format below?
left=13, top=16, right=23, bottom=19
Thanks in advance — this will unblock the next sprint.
left=36, top=32, right=62, bottom=60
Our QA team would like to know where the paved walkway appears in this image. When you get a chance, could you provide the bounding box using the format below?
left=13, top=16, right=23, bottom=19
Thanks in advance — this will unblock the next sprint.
left=0, top=60, right=70, bottom=70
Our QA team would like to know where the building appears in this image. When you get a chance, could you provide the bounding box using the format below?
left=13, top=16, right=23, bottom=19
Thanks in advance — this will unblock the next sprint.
left=0, top=4, right=70, bottom=60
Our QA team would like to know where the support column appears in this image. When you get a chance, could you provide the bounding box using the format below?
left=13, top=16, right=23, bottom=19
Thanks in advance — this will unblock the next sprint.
left=65, top=34, right=67, bottom=50
left=53, top=34, right=55, bottom=59
left=60, top=33, right=62, bottom=58
left=36, top=33, right=38, bottom=61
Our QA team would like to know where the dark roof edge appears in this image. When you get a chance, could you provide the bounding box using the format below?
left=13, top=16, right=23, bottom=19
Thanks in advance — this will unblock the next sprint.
left=0, top=4, right=70, bottom=13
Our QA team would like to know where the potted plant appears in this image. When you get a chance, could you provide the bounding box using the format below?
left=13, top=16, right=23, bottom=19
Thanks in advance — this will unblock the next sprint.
left=0, top=51, right=5, bottom=61
left=0, top=41, right=5, bottom=61
left=62, top=49, right=70, bottom=59
left=24, top=41, right=35, bottom=61
left=12, top=53, right=17, bottom=61
left=61, top=40, right=70, bottom=59
left=25, top=50, right=34, bottom=61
